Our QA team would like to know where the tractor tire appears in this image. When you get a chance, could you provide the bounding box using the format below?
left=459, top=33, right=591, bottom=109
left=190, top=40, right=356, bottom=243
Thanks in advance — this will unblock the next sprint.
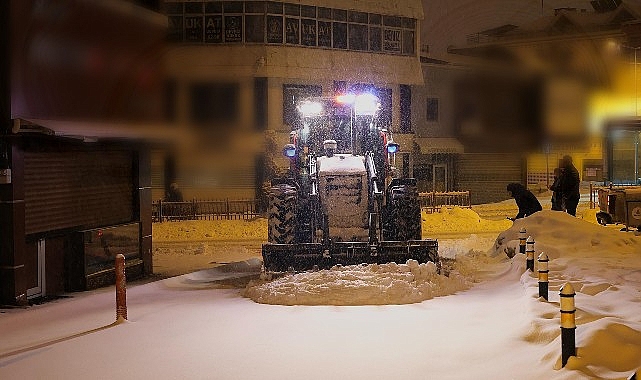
left=389, top=184, right=422, bottom=241
left=382, top=203, right=396, bottom=241
left=268, top=184, right=297, bottom=244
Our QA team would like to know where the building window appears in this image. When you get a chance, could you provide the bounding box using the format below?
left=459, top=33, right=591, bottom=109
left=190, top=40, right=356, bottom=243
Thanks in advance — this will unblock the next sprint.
left=375, top=87, right=393, bottom=129
left=283, top=84, right=322, bottom=126
left=285, top=17, right=300, bottom=44
left=333, top=22, right=347, bottom=49
left=166, top=2, right=417, bottom=56
left=426, top=97, right=439, bottom=122
left=301, top=18, right=317, bottom=46
left=266, top=15, right=284, bottom=43
left=190, top=82, right=239, bottom=125
left=400, top=85, right=411, bottom=133
left=348, top=23, right=367, bottom=51
left=245, top=15, right=265, bottom=43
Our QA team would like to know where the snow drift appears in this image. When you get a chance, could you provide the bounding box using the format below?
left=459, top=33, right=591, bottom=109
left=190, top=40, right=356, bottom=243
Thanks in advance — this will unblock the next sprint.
left=243, top=260, right=470, bottom=306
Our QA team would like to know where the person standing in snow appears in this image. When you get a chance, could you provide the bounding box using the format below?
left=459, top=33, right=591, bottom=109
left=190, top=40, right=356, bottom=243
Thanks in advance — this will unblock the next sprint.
left=166, top=182, right=183, bottom=202
left=549, top=167, right=564, bottom=211
left=506, top=183, right=542, bottom=220
left=559, top=155, right=580, bottom=217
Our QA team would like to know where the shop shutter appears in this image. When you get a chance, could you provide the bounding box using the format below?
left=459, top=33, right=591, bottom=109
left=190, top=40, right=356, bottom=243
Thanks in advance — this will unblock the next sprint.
left=24, top=150, right=133, bottom=235
left=457, top=153, right=525, bottom=204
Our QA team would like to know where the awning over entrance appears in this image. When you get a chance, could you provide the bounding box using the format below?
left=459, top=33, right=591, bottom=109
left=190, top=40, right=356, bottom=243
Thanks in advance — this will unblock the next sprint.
left=415, top=137, right=464, bottom=154
left=17, top=118, right=179, bottom=143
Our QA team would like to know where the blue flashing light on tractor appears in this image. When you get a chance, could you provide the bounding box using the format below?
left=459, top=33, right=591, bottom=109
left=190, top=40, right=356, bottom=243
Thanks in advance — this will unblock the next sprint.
left=386, top=142, right=400, bottom=154
left=283, top=143, right=297, bottom=158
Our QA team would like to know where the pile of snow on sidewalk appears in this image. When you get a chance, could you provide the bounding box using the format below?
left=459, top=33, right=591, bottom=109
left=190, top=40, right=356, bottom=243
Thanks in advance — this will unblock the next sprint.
left=243, top=260, right=470, bottom=306
left=153, top=218, right=267, bottom=241
left=422, top=206, right=512, bottom=235
left=493, top=210, right=641, bottom=378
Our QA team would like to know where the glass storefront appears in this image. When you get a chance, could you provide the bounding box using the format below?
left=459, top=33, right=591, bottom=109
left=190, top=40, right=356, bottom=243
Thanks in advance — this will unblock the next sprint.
left=608, top=129, right=641, bottom=185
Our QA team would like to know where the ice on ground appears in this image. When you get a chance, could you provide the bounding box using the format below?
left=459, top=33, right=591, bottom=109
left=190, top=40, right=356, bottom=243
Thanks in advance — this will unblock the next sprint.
left=164, top=258, right=262, bottom=289
left=243, top=260, right=470, bottom=306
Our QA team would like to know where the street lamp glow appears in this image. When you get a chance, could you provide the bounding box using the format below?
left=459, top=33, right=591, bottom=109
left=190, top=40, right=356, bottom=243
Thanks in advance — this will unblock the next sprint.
left=297, top=100, right=323, bottom=117
left=354, top=93, right=380, bottom=116
left=335, top=93, right=357, bottom=105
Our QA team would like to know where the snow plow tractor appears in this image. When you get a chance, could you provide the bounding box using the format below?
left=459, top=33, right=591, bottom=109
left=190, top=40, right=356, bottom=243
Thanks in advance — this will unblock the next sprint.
left=262, top=94, right=439, bottom=273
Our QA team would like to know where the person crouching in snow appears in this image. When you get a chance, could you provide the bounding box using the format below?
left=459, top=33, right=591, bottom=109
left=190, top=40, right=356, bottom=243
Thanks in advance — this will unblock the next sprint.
left=506, top=183, right=542, bottom=220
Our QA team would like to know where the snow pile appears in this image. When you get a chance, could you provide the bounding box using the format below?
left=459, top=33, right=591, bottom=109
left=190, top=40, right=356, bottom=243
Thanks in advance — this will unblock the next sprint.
left=152, top=219, right=267, bottom=242
left=243, top=260, right=469, bottom=306
left=494, top=210, right=641, bottom=378
left=438, top=234, right=497, bottom=259
left=422, top=206, right=512, bottom=235
left=491, top=210, right=640, bottom=259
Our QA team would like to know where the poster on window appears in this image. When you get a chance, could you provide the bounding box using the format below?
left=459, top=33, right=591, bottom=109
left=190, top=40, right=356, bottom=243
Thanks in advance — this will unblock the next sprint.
left=224, top=16, right=243, bottom=42
left=267, top=16, right=283, bottom=43
left=301, top=19, right=316, bottom=46
left=383, top=28, right=401, bottom=53
left=285, top=18, right=300, bottom=44
left=185, top=16, right=204, bottom=42
left=318, top=21, right=331, bottom=47
left=205, top=15, right=222, bottom=43
left=168, top=16, right=183, bottom=42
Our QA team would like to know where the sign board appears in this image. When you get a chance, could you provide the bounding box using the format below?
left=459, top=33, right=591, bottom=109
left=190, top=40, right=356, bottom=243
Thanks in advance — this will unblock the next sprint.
left=205, top=15, right=223, bottom=43
left=301, top=19, right=316, bottom=46
left=224, top=16, right=243, bottom=42
left=383, top=28, right=401, bottom=53
left=185, top=16, right=204, bottom=42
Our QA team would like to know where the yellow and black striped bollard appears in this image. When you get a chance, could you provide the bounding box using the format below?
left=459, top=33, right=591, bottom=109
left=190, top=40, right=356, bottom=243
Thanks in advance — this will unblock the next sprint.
left=519, top=227, right=527, bottom=255
left=526, top=236, right=535, bottom=271
left=538, top=252, right=549, bottom=300
left=560, top=283, right=576, bottom=367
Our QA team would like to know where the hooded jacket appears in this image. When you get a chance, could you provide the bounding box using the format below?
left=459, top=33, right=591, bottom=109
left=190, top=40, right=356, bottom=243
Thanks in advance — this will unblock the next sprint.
left=507, top=183, right=542, bottom=219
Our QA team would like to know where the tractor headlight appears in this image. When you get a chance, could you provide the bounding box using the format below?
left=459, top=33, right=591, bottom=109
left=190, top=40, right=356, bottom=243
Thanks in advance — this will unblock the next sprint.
left=283, top=144, right=297, bottom=158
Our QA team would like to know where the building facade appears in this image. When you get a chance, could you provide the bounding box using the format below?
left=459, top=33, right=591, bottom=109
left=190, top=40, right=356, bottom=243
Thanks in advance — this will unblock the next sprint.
left=156, top=0, right=425, bottom=201
left=0, top=0, right=166, bottom=305
left=449, top=1, right=641, bottom=191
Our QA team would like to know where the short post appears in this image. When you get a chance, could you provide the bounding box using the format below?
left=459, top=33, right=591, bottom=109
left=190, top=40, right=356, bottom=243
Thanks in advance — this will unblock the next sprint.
left=526, top=236, right=535, bottom=271
left=560, top=283, right=576, bottom=367
left=519, top=227, right=527, bottom=255
left=115, top=254, right=127, bottom=321
left=538, top=252, right=549, bottom=300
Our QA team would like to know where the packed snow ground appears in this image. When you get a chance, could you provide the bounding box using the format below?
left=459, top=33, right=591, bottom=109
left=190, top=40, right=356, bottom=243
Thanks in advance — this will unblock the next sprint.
left=2, top=202, right=640, bottom=379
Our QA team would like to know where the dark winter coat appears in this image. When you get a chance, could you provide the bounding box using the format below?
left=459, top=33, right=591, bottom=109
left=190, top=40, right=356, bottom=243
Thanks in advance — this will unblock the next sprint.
left=550, top=174, right=564, bottom=211
left=166, top=187, right=183, bottom=202
left=560, top=163, right=580, bottom=202
left=507, top=183, right=543, bottom=219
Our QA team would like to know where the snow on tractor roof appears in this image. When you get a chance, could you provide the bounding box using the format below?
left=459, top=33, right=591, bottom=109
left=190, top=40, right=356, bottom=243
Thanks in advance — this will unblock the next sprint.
left=317, top=154, right=366, bottom=174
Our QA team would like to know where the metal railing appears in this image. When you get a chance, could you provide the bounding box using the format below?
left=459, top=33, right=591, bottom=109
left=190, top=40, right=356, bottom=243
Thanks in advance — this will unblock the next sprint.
left=419, top=191, right=472, bottom=213
left=153, top=199, right=261, bottom=222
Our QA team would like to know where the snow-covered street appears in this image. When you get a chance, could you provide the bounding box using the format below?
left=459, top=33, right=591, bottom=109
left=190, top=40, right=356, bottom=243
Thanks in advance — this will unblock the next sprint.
left=1, top=208, right=640, bottom=379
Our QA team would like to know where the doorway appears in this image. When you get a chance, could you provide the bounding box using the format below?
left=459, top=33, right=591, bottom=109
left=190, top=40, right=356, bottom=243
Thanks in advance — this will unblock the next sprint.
left=433, top=164, right=447, bottom=192
left=26, top=239, right=46, bottom=299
